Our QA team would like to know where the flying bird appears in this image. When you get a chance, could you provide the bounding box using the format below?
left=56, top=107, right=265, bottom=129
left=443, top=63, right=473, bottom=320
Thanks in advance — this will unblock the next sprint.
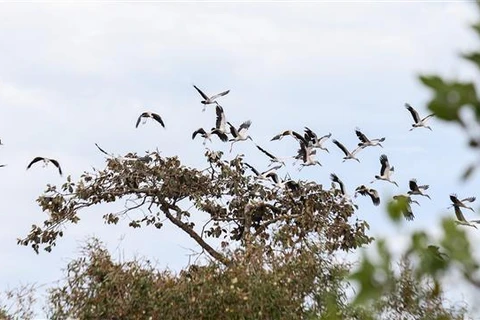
left=304, top=127, right=331, bottom=153
left=453, top=205, right=480, bottom=229
left=228, top=120, right=253, bottom=152
left=332, top=139, right=362, bottom=163
left=392, top=194, right=419, bottom=221
left=265, top=171, right=299, bottom=191
left=354, top=185, right=380, bottom=206
left=244, top=163, right=282, bottom=180
left=27, top=157, right=62, bottom=176
left=193, top=85, right=230, bottom=111
left=192, top=128, right=228, bottom=144
left=449, top=194, right=476, bottom=212
left=255, top=144, right=288, bottom=167
left=371, top=154, right=398, bottom=187
left=271, top=130, right=306, bottom=144
left=355, top=128, right=385, bottom=149
left=407, top=179, right=431, bottom=199
left=405, top=103, right=435, bottom=131
left=295, top=142, right=321, bottom=170
left=135, top=112, right=165, bottom=128
left=330, top=173, right=346, bottom=196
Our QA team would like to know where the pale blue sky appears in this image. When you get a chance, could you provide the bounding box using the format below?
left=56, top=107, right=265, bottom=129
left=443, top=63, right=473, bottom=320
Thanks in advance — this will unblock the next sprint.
left=0, top=2, right=479, bottom=316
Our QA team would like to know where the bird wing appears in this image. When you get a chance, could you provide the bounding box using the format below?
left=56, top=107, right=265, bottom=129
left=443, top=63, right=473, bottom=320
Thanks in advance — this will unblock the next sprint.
left=330, top=173, right=345, bottom=195
left=238, top=120, right=252, bottom=134
left=418, top=184, right=429, bottom=190
left=256, top=145, right=276, bottom=160
left=95, top=143, right=112, bottom=157
left=227, top=122, right=238, bottom=137
left=409, top=179, right=418, bottom=192
left=244, top=163, right=260, bottom=176
left=215, top=105, right=226, bottom=131
left=318, top=133, right=332, bottom=143
left=422, top=113, right=435, bottom=122
left=210, top=90, right=230, bottom=101
left=27, top=157, right=44, bottom=169
left=193, top=85, right=209, bottom=100
left=379, top=154, right=389, bottom=176
left=450, top=194, right=460, bottom=204
left=266, top=171, right=279, bottom=184
left=462, top=196, right=476, bottom=203
left=332, top=140, right=349, bottom=156
left=262, top=164, right=282, bottom=176
left=49, top=159, right=63, bottom=176
left=403, top=204, right=415, bottom=221
left=291, top=130, right=307, bottom=144
left=304, top=127, right=317, bottom=140
left=369, top=189, right=380, bottom=206
left=151, top=113, right=165, bottom=127
left=405, top=103, right=420, bottom=123
left=192, top=128, right=207, bottom=140
left=211, top=130, right=228, bottom=142
left=135, top=114, right=144, bottom=128
left=454, top=206, right=468, bottom=222
left=355, top=129, right=369, bottom=143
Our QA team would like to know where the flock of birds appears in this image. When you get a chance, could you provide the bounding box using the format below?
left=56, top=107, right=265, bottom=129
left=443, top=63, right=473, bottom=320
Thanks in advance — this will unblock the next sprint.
left=2, top=85, right=478, bottom=228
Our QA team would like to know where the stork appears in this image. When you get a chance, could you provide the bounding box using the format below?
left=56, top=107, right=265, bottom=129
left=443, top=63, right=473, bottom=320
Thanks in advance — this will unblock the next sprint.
left=27, top=157, right=62, bottom=176
left=355, top=128, right=385, bottom=149
left=228, top=120, right=253, bottom=152
left=407, top=179, right=431, bottom=199
left=449, top=194, right=476, bottom=212
left=193, top=85, right=230, bottom=111
left=244, top=163, right=282, bottom=181
left=452, top=205, right=480, bottom=229
left=332, top=139, right=362, bottom=163
left=265, top=171, right=299, bottom=191
left=296, top=141, right=321, bottom=170
left=135, top=112, right=165, bottom=128
left=304, top=127, right=331, bottom=153
left=392, top=194, right=419, bottom=221
left=255, top=144, right=289, bottom=167
left=354, top=185, right=380, bottom=206
left=192, top=105, right=229, bottom=144
left=371, top=154, right=398, bottom=187
left=405, top=103, right=435, bottom=131
left=330, top=173, right=346, bottom=196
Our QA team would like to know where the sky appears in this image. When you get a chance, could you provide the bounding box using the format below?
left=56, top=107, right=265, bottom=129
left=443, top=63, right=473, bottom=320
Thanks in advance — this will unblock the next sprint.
left=0, top=1, right=480, bottom=317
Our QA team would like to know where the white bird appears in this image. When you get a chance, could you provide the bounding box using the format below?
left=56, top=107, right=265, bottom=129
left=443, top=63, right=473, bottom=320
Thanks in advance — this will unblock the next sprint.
left=27, top=157, right=62, bottom=176
left=355, top=128, right=385, bottom=149
left=192, top=105, right=229, bottom=144
left=355, top=185, right=380, bottom=206
left=392, top=194, right=419, bottom=221
left=296, top=142, right=321, bottom=170
left=453, top=205, right=480, bottom=229
left=332, top=139, right=362, bottom=163
left=255, top=144, right=289, bottom=167
left=405, top=103, right=435, bottom=131
left=449, top=194, right=476, bottom=212
left=193, top=85, right=230, bottom=111
left=136, top=112, right=165, bottom=128
left=407, top=179, right=431, bottom=199
left=244, top=163, right=282, bottom=180
left=330, top=173, right=346, bottom=196
left=304, top=127, right=331, bottom=153
left=228, top=120, right=253, bottom=152
left=371, top=154, right=398, bottom=187
left=265, top=171, right=299, bottom=191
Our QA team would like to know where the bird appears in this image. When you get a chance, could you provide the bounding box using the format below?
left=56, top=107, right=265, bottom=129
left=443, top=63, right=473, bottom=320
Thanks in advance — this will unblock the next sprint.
left=192, top=105, right=229, bottom=144
left=244, top=163, right=282, bottom=180
left=392, top=194, right=419, bottom=221
left=265, top=171, right=299, bottom=191
left=193, top=85, right=230, bottom=111
left=255, top=144, right=288, bottom=167
left=330, top=173, right=346, bottom=196
left=304, top=127, right=331, bottom=153
left=354, top=185, right=380, bottom=206
left=296, top=142, right=321, bottom=170
left=407, top=179, right=431, bottom=199
left=452, top=205, right=480, bottom=229
left=449, top=194, right=476, bottom=212
left=27, top=157, right=62, bottom=176
left=355, top=128, right=385, bottom=149
left=135, top=112, right=165, bottom=128
left=371, top=154, right=398, bottom=187
left=405, top=103, right=435, bottom=131
left=332, top=139, right=362, bottom=163
left=228, top=120, right=253, bottom=152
